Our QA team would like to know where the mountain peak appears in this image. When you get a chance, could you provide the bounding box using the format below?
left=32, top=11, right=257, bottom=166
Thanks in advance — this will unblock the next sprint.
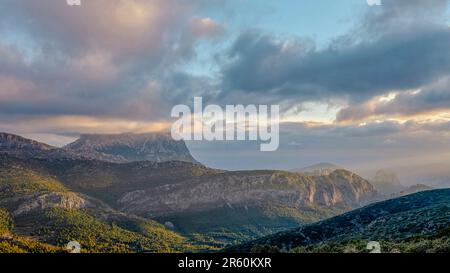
left=64, top=132, right=197, bottom=163
left=370, top=169, right=404, bottom=195
left=291, top=162, right=342, bottom=175
left=0, top=132, right=54, bottom=151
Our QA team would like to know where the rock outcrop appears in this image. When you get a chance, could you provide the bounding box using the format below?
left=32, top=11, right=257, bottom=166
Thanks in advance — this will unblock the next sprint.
left=118, top=169, right=377, bottom=217
left=64, top=132, right=198, bottom=163
left=13, top=192, right=89, bottom=216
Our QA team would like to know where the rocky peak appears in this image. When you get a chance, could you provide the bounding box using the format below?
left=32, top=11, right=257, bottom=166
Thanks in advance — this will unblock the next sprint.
left=0, top=132, right=67, bottom=160
left=118, top=169, right=378, bottom=217
left=291, top=162, right=342, bottom=176
left=0, top=132, right=53, bottom=151
left=370, top=169, right=404, bottom=195
left=64, top=132, right=198, bottom=163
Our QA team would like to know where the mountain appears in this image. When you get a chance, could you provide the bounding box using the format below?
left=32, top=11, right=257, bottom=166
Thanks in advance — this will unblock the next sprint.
left=392, top=163, right=450, bottom=188
left=0, top=133, right=53, bottom=151
left=0, top=132, right=74, bottom=160
left=0, top=133, right=379, bottom=250
left=0, top=132, right=198, bottom=164
left=0, top=152, right=377, bottom=246
left=0, top=157, right=210, bottom=253
left=389, top=184, right=433, bottom=198
left=229, top=189, right=450, bottom=253
left=64, top=133, right=198, bottom=163
left=118, top=169, right=377, bottom=242
left=0, top=154, right=218, bottom=206
left=370, top=169, right=405, bottom=195
left=3, top=155, right=377, bottom=244
left=359, top=163, right=450, bottom=189
left=291, top=163, right=342, bottom=176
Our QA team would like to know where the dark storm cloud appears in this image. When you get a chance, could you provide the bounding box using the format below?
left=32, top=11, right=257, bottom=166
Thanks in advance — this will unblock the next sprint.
left=219, top=0, right=450, bottom=106
left=221, top=28, right=450, bottom=102
left=362, top=0, right=449, bottom=34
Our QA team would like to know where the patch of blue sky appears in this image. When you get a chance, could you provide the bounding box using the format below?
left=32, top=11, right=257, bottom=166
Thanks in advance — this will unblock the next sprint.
left=184, top=0, right=368, bottom=77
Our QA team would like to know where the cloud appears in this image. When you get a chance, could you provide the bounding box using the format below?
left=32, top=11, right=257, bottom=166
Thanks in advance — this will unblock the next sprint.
left=2, top=0, right=450, bottom=126
left=189, top=17, right=225, bottom=38
left=220, top=27, right=450, bottom=105
left=1, top=0, right=190, bottom=58
left=0, top=0, right=222, bottom=123
left=0, top=115, right=170, bottom=136
left=361, top=0, right=450, bottom=34
left=216, top=0, right=450, bottom=116
left=337, top=77, right=450, bottom=122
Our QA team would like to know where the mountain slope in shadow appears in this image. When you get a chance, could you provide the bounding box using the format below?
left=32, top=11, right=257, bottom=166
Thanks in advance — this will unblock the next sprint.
left=230, top=189, right=450, bottom=253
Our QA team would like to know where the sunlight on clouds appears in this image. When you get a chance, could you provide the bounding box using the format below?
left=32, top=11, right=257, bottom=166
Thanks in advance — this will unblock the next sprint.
left=0, top=116, right=171, bottom=136
left=337, top=88, right=450, bottom=124
left=378, top=92, right=398, bottom=102
left=281, top=102, right=342, bottom=124
left=115, top=1, right=153, bottom=28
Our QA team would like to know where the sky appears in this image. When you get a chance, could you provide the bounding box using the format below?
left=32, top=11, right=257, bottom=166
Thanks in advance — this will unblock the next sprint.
left=1, top=0, right=450, bottom=175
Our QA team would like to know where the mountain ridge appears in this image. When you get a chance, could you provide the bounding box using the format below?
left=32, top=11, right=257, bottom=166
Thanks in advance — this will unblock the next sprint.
left=229, top=189, right=450, bottom=253
left=0, top=132, right=198, bottom=164
left=64, top=132, right=198, bottom=163
left=291, top=162, right=343, bottom=176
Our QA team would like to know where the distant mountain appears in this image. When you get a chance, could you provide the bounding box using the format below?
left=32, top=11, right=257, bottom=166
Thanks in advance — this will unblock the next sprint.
left=360, top=163, right=450, bottom=189
left=291, top=163, right=342, bottom=176
left=0, top=132, right=197, bottom=164
left=370, top=169, right=405, bottom=195
left=230, top=189, right=450, bottom=253
left=390, top=184, right=433, bottom=198
left=0, top=132, right=73, bottom=160
left=64, top=133, right=198, bottom=163
left=390, top=163, right=450, bottom=188
left=0, top=133, right=53, bottom=151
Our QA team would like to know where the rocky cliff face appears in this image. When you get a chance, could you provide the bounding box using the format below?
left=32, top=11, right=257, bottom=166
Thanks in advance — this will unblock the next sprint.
left=12, top=192, right=89, bottom=216
left=0, top=133, right=53, bottom=151
left=64, top=133, right=197, bottom=163
left=118, top=169, right=377, bottom=217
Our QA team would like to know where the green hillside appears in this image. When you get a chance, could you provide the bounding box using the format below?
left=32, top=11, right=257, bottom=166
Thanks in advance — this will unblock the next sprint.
left=0, top=155, right=220, bottom=205
left=0, top=159, right=212, bottom=253
left=13, top=208, right=202, bottom=253
left=156, top=203, right=346, bottom=246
